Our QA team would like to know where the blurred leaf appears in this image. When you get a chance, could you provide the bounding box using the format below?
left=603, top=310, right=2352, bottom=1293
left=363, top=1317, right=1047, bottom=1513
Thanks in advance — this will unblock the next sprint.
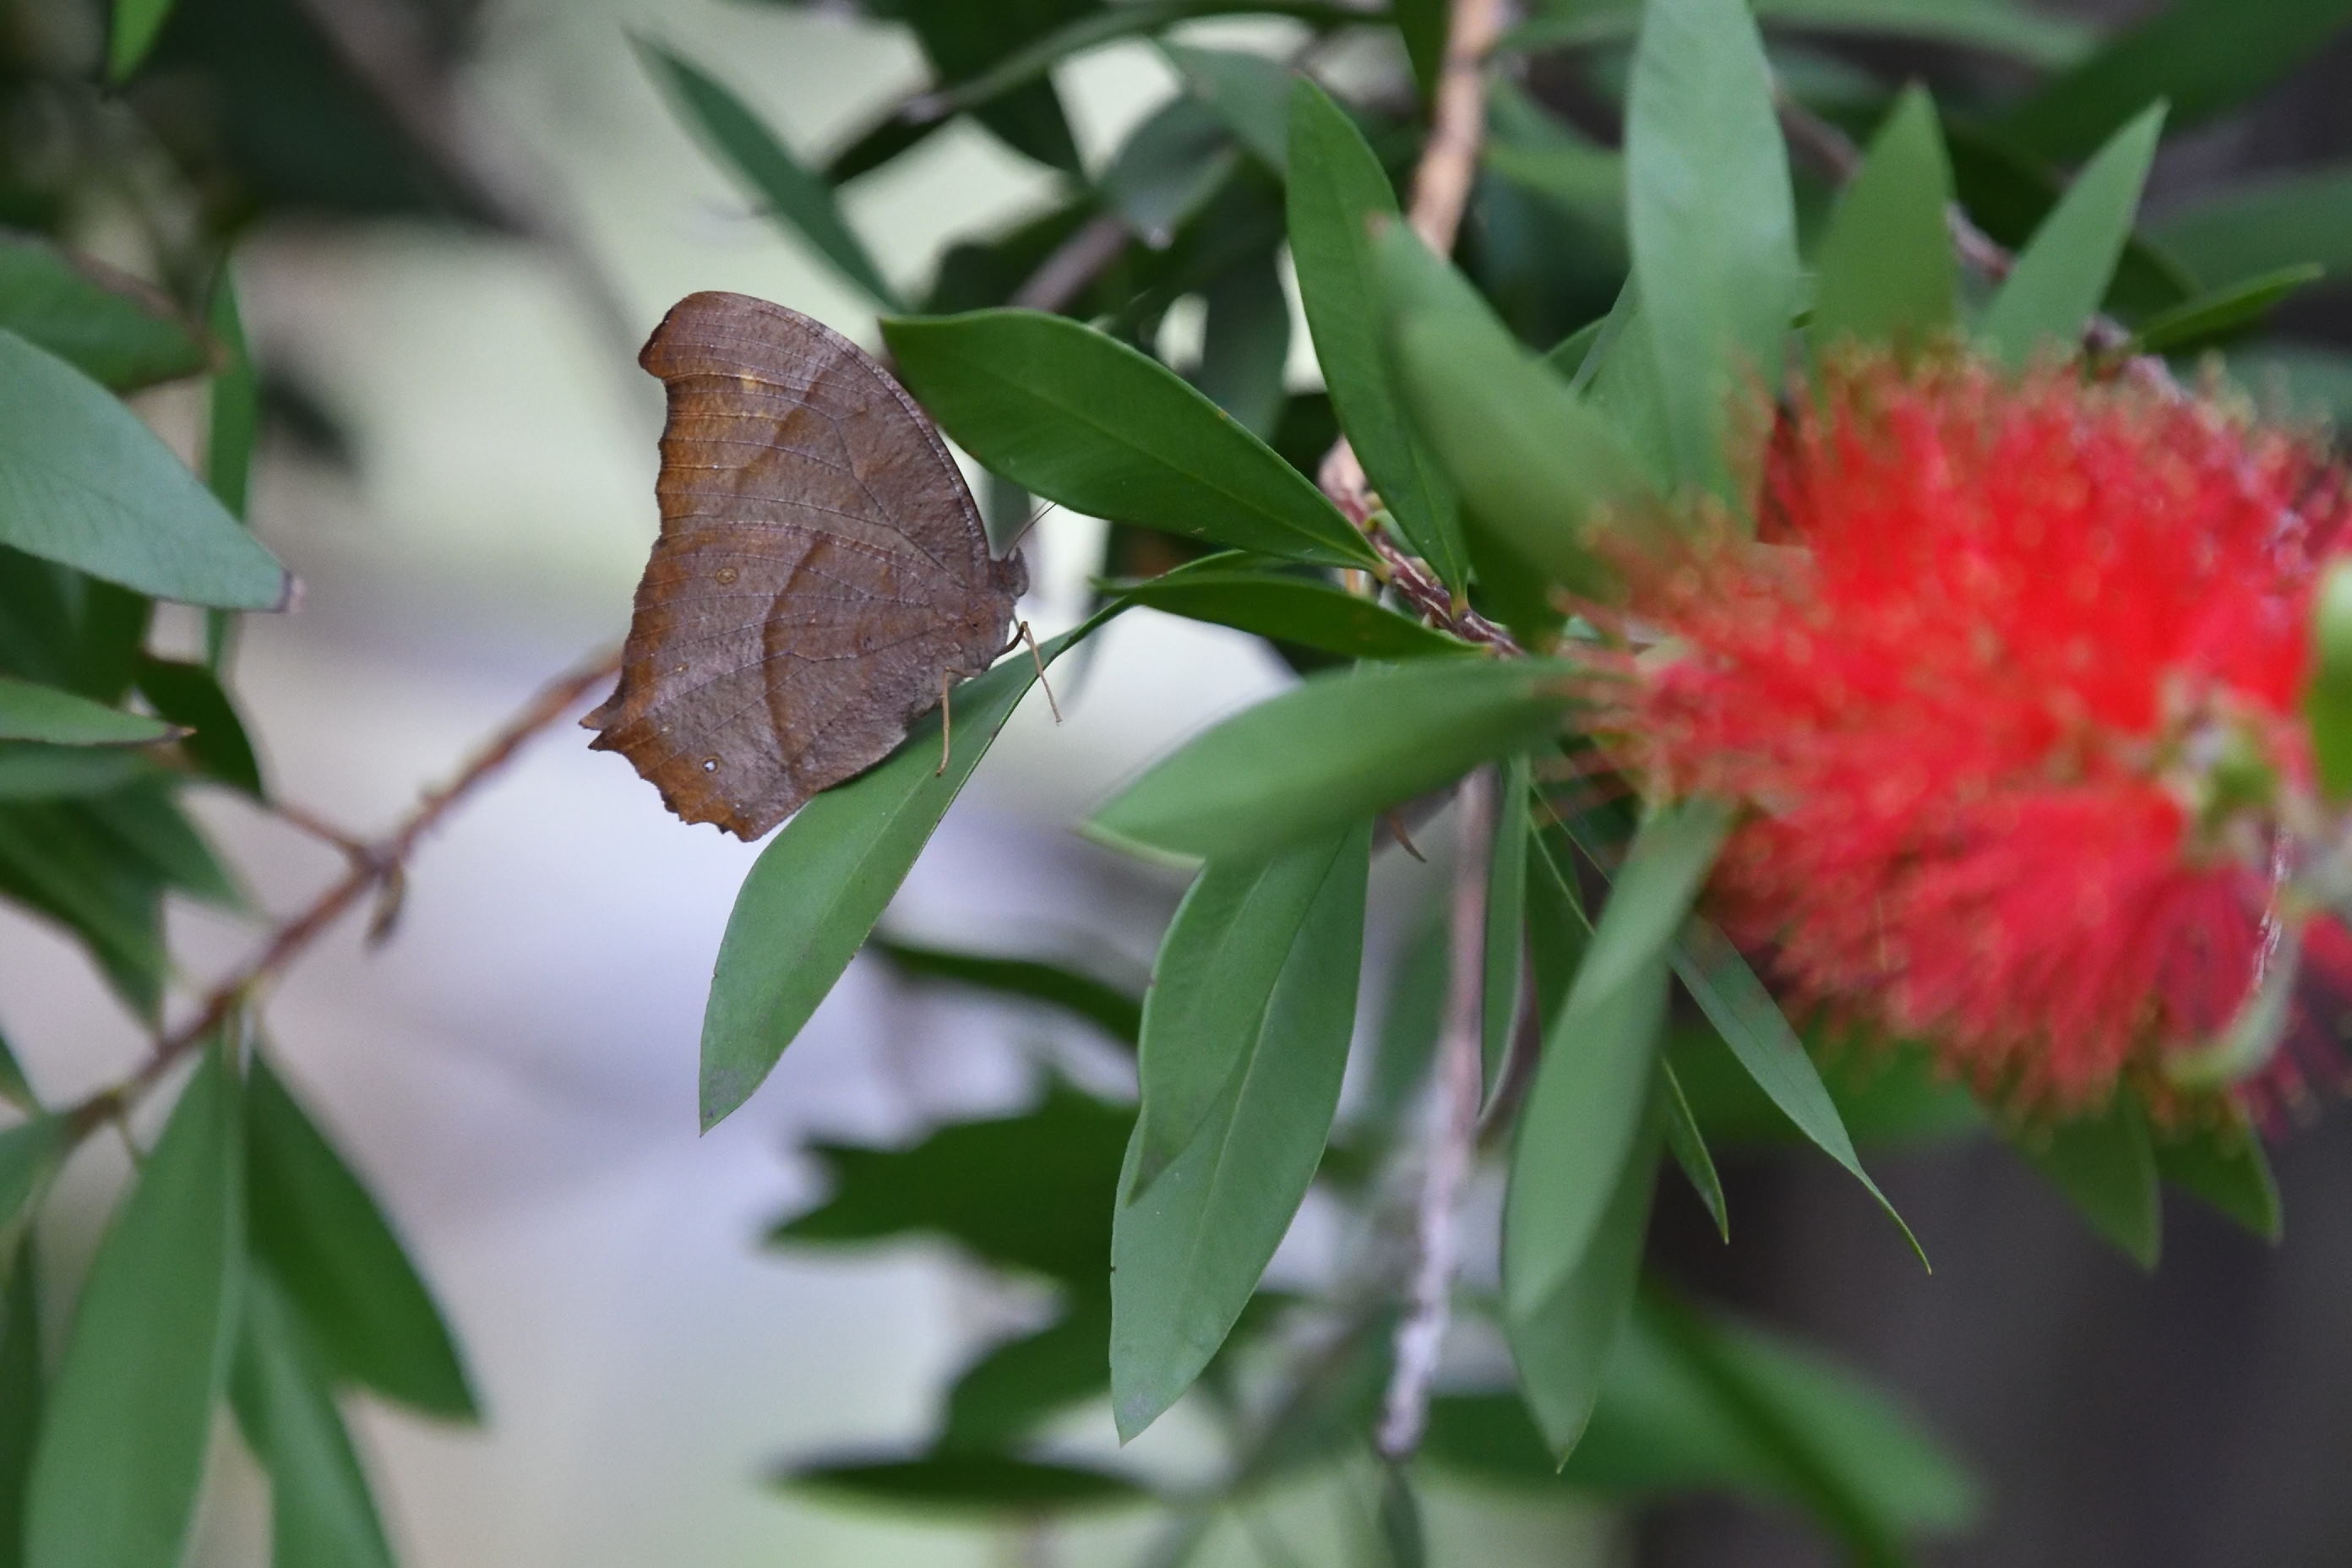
left=1134, top=827, right=1364, bottom=1188
left=885, top=311, right=1375, bottom=570
left=1104, top=98, right=1240, bottom=247
left=0, top=803, right=166, bottom=1013
left=940, top=1296, right=1113, bottom=1450
left=871, top=938, right=1141, bottom=1046
left=1809, top=88, right=1956, bottom=351
left=638, top=42, right=903, bottom=311
left=1111, top=821, right=1367, bottom=1440
left=1163, top=43, right=1293, bottom=171
left=2153, top=1115, right=2280, bottom=1242
left=2017, top=1094, right=2162, bottom=1268
left=74, top=784, right=240, bottom=910
left=1092, top=659, right=1577, bottom=863
left=0, top=677, right=177, bottom=747
left=2126, top=264, right=2324, bottom=357
left=898, top=0, right=1092, bottom=173
left=0, top=1236, right=38, bottom=1568
left=204, top=265, right=256, bottom=521
left=0, top=331, right=287, bottom=611
left=27, top=1043, right=242, bottom=1568
left=2006, top=0, right=2352, bottom=161
left=228, top=1268, right=395, bottom=1568
left=1194, top=249, right=1290, bottom=438
left=0, top=237, right=205, bottom=392
left=1378, top=1467, right=1427, bottom=1568
left=924, top=201, right=1100, bottom=317
left=772, top=1080, right=1132, bottom=1287
left=1374, top=222, right=1656, bottom=596
left=1669, top=920, right=1922, bottom=1262
left=1980, top=105, right=2165, bottom=367
left=1288, top=78, right=1466, bottom=591
left=0, top=1025, right=33, bottom=1112
left=1660, top=1060, right=1729, bottom=1240
left=0, top=1118, right=65, bottom=1239
left=1667, top=1024, right=1985, bottom=1149
left=247, top=1054, right=476, bottom=1422
left=0, top=550, right=151, bottom=705
left=136, top=656, right=264, bottom=799
left=785, top=1451, right=1147, bottom=1512
left=1112, top=564, right=1473, bottom=661
left=109, top=0, right=175, bottom=82
left=1481, top=82, right=1625, bottom=242
left=1396, top=0, right=1446, bottom=102
left=0, top=744, right=152, bottom=803
left=2230, top=343, right=2352, bottom=425
left=1483, top=759, right=1532, bottom=1084
left=2155, top=166, right=2352, bottom=286
left=1510, top=0, right=2094, bottom=66
left=1358, top=909, right=1447, bottom=1142
left=1625, top=0, right=1800, bottom=504
left=702, top=621, right=1096, bottom=1127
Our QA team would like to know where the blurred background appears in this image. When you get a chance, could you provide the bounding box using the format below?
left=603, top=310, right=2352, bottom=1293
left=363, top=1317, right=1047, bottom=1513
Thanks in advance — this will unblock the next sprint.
left=9, top=0, right=2352, bottom=1563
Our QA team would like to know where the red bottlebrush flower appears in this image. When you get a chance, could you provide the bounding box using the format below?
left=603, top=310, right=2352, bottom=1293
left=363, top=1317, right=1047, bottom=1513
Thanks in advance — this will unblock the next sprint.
left=1602, top=352, right=2352, bottom=1114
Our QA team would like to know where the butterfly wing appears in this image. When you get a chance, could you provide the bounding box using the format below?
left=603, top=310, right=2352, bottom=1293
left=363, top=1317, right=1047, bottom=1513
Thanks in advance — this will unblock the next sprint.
left=586, top=291, right=1026, bottom=839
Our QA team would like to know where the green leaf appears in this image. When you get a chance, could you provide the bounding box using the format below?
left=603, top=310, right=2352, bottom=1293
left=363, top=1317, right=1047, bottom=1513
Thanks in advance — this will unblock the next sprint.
left=74, top=783, right=240, bottom=910
left=1287, top=77, right=1466, bottom=592
left=2153, top=166, right=2352, bottom=287
left=1112, top=564, right=1473, bottom=661
left=940, top=1295, right=1113, bottom=1451
left=1625, top=0, right=1801, bottom=503
left=1102, top=97, right=1239, bottom=248
left=870, top=938, right=1141, bottom=1046
left=247, top=1054, right=476, bottom=1421
left=2126, top=264, right=2325, bottom=358
left=0, top=1118, right=65, bottom=1239
left=1809, top=87, right=1957, bottom=350
left=229, top=1269, right=395, bottom=1568
left=0, top=236, right=205, bottom=392
left=1396, top=0, right=1447, bottom=103
left=0, top=546, right=151, bottom=704
left=895, top=0, right=1089, bottom=174
left=1509, top=0, right=2095, bottom=68
left=204, top=264, right=257, bottom=521
left=1134, top=827, right=1364, bottom=1189
left=637, top=41, right=903, bottom=311
left=0, top=330, right=288, bottom=611
left=1659, top=1060, right=1728, bottom=1241
left=771, top=1080, right=1131, bottom=1286
left=1162, top=43, right=1292, bottom=171
left=1358, top=909, right=1447, bottom=1142
left=1374, top=222, right=1656, bottom=594
left=1377, top=1467, right=1428, bottom=1568
left=784, top=1452, right=1147, bottom=1513
left=2153, top=1116, right=2280, bottom=1243
left=1979, top=105, right=2165, bottom=367
left=2017, top=1094, right=2161, bottom=1268
left=1090, top=658, right=1578, bottom=863
left=0, top=1023, right=34, bottom=1112
left=28, top=1043, right=242, bottom=1568
left=1669, top=920, right=1923, bottom=1264
left=2005, top=0, right=2352, bottom=162
left=884, top=311, right=1375, bottom=570
left=0, top=676, right=177, bottom=747
left=0, top=743, right=151, bottom=803
left=702, top=623, right=1097, bottom=1128
left=1483, top=758, right=1532, bottom=1084
left=135, top=656, right=264, bottom=798
left=1193, top=249, right=1291, bottom=438
left=0, top=803, right=166, bottom=1012
left=1111, top=821, right=1367, bottom=1440
left=108, top=0, right=174, bottom=82
left=1, top=1235, right=41, bottom=1568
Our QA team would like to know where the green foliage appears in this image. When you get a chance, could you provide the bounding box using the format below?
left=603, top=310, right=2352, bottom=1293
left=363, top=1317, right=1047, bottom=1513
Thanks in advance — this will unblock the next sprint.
left=2017, top=1095, right=2163, bottom=1269
left=1979, top=105, right=2165, bottom=364
left=229, top=1271, right=397, bottom=1568
left=1809, top=88, right=1957, bottom=350
left=0, top=237, right=205, bottom=392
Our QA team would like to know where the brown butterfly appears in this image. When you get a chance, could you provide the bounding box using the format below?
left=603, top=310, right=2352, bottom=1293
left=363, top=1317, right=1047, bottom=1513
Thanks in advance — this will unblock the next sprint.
left=585, top=291, right=1030, bottom=839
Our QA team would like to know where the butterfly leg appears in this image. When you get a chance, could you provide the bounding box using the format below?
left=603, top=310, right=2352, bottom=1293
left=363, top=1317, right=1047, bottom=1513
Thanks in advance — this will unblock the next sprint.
left=1015, top=620, right=1063, bottom=723
left=936, top=668, right=953, bottom=776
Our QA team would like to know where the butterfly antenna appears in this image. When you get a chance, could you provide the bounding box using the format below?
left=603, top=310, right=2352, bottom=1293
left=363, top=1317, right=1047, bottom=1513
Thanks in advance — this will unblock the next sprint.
left=1010, top=499, right=1065, bottom=550
left=1018, top=621, right=1063, bottom=723
left=936, top=669, right=953, bottom=776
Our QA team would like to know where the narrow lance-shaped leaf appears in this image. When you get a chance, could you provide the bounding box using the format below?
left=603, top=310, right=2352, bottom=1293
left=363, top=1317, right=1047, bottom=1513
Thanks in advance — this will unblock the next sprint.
left=1809, top=87, right=1957, bottom=350
left=1193, top=249, right=1290, bottom=439
left=0, top=237, right=207, bottom=392
left=1112, top=820, right=1369, bottom=1440
left=28, top=1043, right=243, bottom=1568
left=638, top=41, right=904, bottom=311
left=1979, top=105, right=2166, bottom=367
left=136, top=656, right=265, bottom=799
left=1111, top=566, right=1474, bottom=662
left=703, top=620, right=1108, bottom=1128
left=1625, top=0, right=1801, bottom=504
left=1, top=1234, right=41, bottom=1568
left=108, top=0, right=174, bottom=82
left=203, top=263, right=258, bottom=667
left=871, top=939, right=1142, bottom=1047
left=2017, top=1093, right=2162, bottom=1269
left=1483, top=756, right=1532, bottom=1085
left=1286, top=77, right=1467, bottom=590
left=1090, top=658, right=1580, bottom=863
left=1102, top=97, right=1239, bottom=248
left=2305, top=557, right=2352, bottom=800
left=0, top=1117, right=65, bottom=1239
left=884, top=310, right=1376, bottom=570
left=229, top=1269, right=396, bottom=1568
left=2153, top=1116, right=2280, bottom=1243
left=1163, top=42, right=1292, bottom=172
left=2125, top=264, right=2324, bottom=358
left=0, top=1024, right=35, bottom=1112
left=1660, top=1059, right=1729, bottom=1240
left=784, top=1453, right=1147, bottom=1513
left=247, top=1054, right=476, bottom=1420
left=0, top=330, right=288, bottom=610
left=0, top=675, right=179, bottom=747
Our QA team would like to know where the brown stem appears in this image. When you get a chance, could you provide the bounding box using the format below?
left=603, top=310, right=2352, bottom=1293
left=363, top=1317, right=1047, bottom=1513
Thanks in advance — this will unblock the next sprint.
left=75, top=646, right=624, bottom=1120
left=1376, top=765, right=1497, bottom=1462
left=1011, top=215, right=1135, bottom=314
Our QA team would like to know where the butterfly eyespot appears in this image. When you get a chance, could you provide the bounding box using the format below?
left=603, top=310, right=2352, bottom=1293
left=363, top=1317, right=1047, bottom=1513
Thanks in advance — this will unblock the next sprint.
left=701, top=757, right=719, bottom=772
left=715, top=565, right=739, bottom=586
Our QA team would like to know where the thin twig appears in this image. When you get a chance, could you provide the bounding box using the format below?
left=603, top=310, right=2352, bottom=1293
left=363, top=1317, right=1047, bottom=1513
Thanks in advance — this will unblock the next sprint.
left=1375, top=765, right=1497, bottom=1462
left=1011, top=214, right=1135, bottom=314
left=74, top=647, right=623, bottom=1119
left=1371, top=531, right=1522, bottom=654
